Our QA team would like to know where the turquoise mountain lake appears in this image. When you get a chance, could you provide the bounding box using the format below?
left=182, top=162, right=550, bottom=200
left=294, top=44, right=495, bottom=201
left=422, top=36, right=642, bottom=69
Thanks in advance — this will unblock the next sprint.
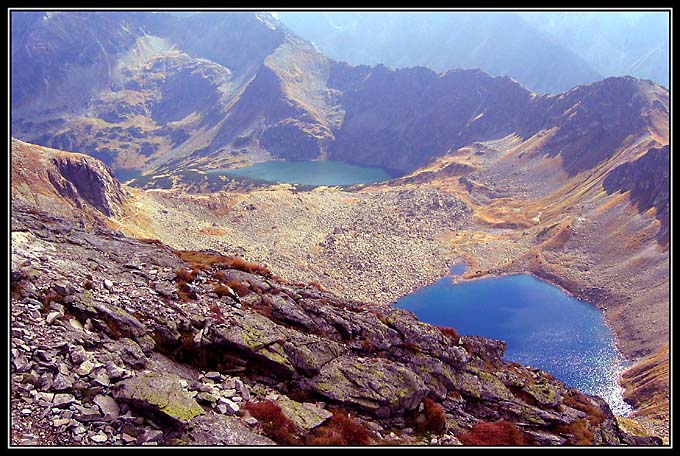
left=395, top=273, right=632, bottom=415
left=207, top=161, right=394, bottom=186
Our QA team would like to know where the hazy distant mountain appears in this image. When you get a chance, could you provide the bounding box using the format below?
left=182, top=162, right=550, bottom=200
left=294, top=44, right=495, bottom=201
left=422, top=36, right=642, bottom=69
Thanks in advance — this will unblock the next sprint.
left=277, top=11, right=604, bottom=94
left=11, top=10, right=667, bottom=179
left=519, top=11, right=669, bottom=88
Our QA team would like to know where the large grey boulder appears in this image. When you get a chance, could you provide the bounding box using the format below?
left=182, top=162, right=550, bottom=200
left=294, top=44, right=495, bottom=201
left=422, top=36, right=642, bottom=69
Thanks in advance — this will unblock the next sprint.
left=277, top=397, right=333, bottom=431
left=184, top=415, right=274, bottom=445
left=112, top=372, right=204, bottom=424
left=312, top=356, right=427, bottom=418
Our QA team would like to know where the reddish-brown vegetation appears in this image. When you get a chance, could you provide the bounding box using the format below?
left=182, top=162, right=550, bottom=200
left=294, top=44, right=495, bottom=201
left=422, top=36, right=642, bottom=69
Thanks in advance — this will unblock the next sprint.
left=226, top=280, right=251, bottom=297
left=245, top=295, right=274, bottom=318
left=175, top=268, right=195, bottom=283
left=620, top=345, right=669, bottom=419
left=41, top=290, right=65, bottom=311
left=212, top=284, right=232, bottom=298
left=407, top=398, right=447, bottom=435
left=422, top=398, right=447, bottom=434
left=552, top=419, right=593, bottom=445
left=208, top=303, right=227, bottom=323
left=244, top=400, right=301, bottom=445
left=359, top=339, right=373, bottom=352
left=448, top=389, right=462, bottom=400
left=176, top=250, right=271, bottom=276
left=177, top=288, right=195, bottom=302
left=105, top=318, right=125, bottom=340
left=562, top=391, right=606, bottom=426
left=174, top=280, right=197, bottom=302
left=457, top=420, right=526, bottom=446
left=227, top=256, right=271, bottom=276
left=308, top=281, right=324, bottom=291
left=10, top=281, right=24, bottom=298
left=138, top=238, right=165, bottom=247
left=306, top=410, right=374, bottom=446
left=437, top=325, right=461, bottom=342
left=212, top=270, right=227, bottom=282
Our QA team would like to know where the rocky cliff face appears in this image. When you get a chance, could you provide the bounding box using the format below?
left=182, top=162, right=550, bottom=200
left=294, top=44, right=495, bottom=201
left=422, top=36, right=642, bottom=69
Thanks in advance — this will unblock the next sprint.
left=11, top=138, right=127, bottom=224
left=10, top=207, right=660, bottom=446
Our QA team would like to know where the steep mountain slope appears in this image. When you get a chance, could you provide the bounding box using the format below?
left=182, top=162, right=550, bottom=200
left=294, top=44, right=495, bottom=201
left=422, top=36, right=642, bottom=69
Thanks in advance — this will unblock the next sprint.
left=325, top=69, right=668, bottom=175
left=278, top=11, right=603, bottom=94
left=10, top=150, right=660, bottom=445
left=11, top=11, right=289, bottom=175
left=11, top=11, right=669, bottom=184
left=11, top=138, right=128, bottom=226
left=11, top=12, right=145, bottom=114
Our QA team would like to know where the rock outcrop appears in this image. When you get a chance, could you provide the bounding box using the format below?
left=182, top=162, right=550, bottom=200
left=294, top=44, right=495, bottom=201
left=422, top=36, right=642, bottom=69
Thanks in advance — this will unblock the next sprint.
left=11, top=138, right=127, bottom=224
left=49, top=155, right=126, bottom=218
left=10, top=207, right=661, bottom=445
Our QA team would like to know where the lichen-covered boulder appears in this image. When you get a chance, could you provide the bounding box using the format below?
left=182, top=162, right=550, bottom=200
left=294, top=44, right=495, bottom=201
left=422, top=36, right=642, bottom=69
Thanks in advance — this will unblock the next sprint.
left=277, top=397, right=333, bottom=431
left=282, top=334, right=347, bottom=376
left=379, top=307, right=470, bottom=366
left=184, top=415, right=274, bottom=445
left=270, top=294, right=317, bottom=328
left=112, top=372, right=204, bottom=424
left=312, top=356, right=427, bottom=417
left=398, top=351, right=457, bottom=400
left=201, top=311, right=295, bottom=375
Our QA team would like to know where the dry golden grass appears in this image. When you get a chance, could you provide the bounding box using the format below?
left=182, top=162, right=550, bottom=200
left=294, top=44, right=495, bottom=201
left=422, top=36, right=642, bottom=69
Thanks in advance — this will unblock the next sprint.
left=620, top=345, right=669, bottom=420
left=616, top=417, right=653, bottom=438
left=474, top=200, right=535, bottom=229
left=594, top=191, right=631, bottom=214
left=552, top=418, right=593, bottom=446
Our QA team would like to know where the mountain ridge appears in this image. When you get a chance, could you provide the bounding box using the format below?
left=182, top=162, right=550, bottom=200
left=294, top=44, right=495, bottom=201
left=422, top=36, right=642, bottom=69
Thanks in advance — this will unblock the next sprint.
left=277, top=11, right=605, bottom=94
left=10, top=11, right=669, bottom=183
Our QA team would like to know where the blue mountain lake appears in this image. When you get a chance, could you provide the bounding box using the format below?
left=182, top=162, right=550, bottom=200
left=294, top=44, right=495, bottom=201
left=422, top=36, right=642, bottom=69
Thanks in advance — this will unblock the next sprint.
left=395, top=272, right=632, bottom=415
left=207, top=160, right=394, bottom=186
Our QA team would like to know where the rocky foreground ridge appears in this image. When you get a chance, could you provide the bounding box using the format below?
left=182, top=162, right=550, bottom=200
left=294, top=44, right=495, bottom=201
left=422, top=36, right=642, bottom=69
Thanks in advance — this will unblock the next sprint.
left=10, top=206, right=661, bottom=446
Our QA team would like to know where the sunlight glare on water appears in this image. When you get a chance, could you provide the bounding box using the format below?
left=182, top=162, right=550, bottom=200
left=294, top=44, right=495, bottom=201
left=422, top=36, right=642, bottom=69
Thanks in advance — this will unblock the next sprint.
left=395, top=273, right=633, bottom=416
